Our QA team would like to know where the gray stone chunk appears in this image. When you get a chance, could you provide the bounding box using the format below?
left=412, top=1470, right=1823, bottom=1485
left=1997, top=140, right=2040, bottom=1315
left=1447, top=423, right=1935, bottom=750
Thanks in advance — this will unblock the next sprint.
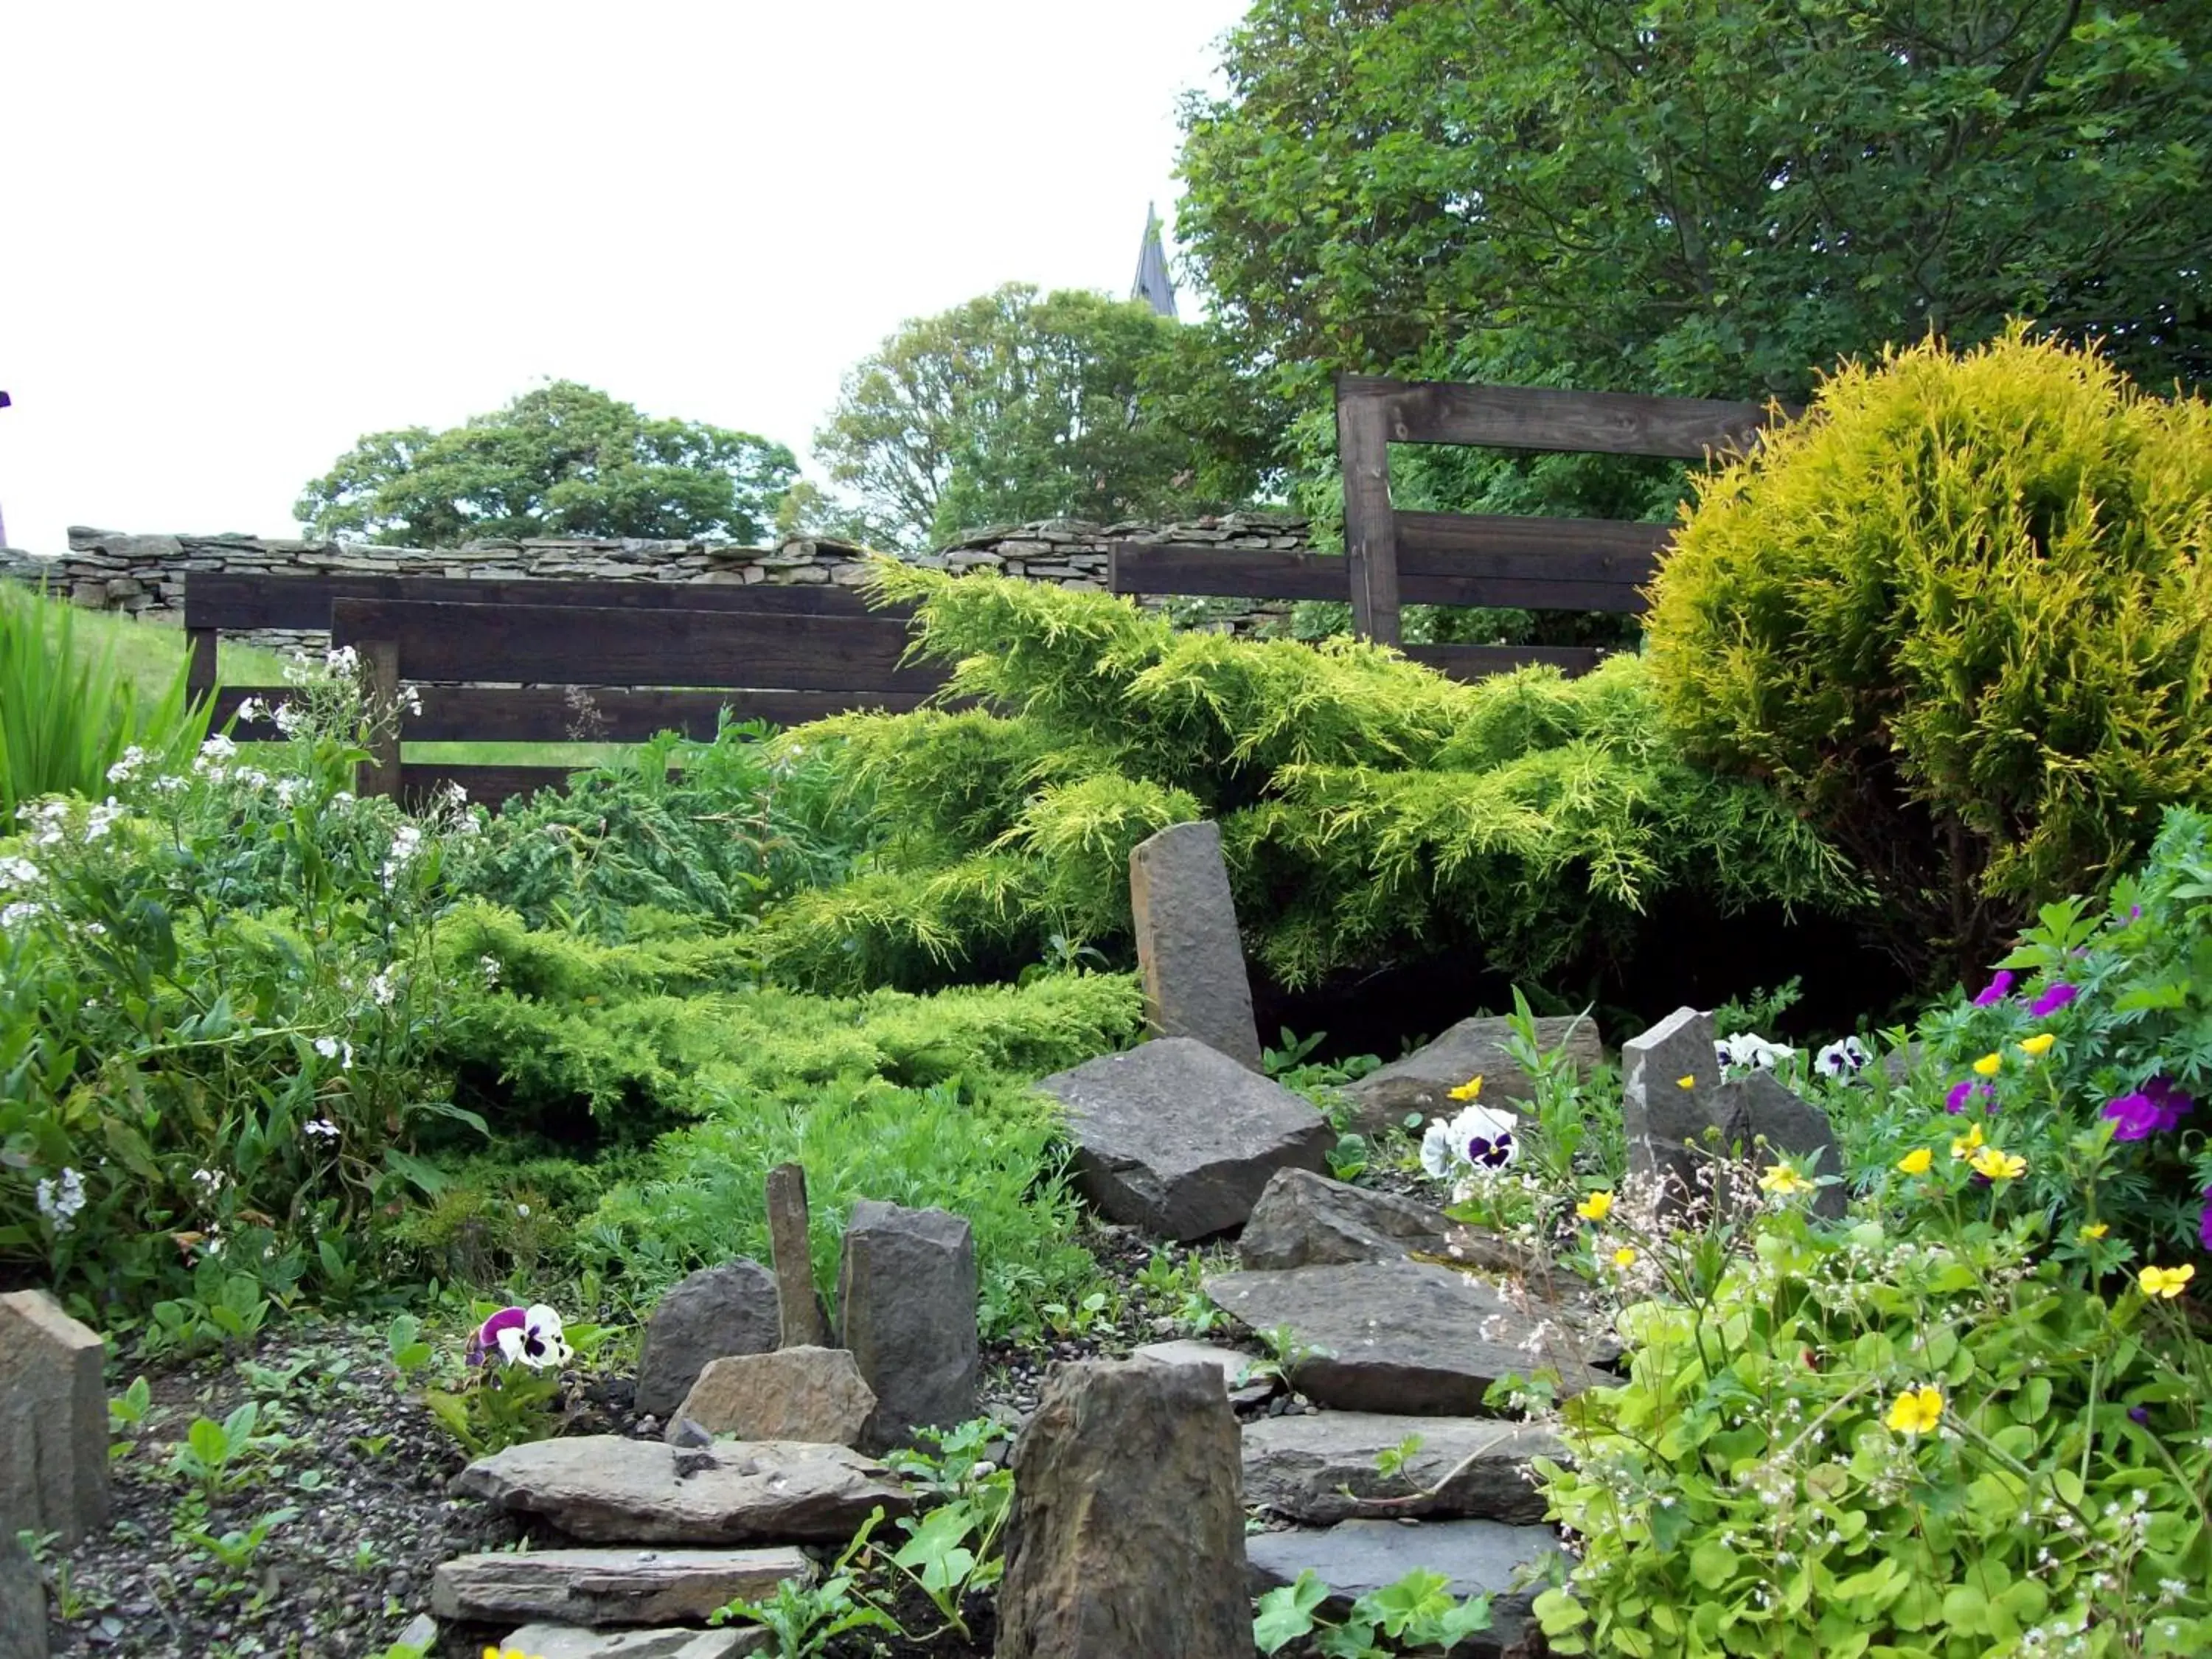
left=668, top=1347, right=875, bottom=1447
left=765, top=1164, right=831, bottom=1349
left=1204, top=1260, right=1610, bottom=1413
left=1238, top=1167, right=1455, bottom=1270
left=1245, top=1518, right=1562, bottom=1659
left=1345, top=1013, right=1604, bottom=1136
left=1130, top=1339, right=1277, bottom=1407
left=498, top=1626, right=757, bottom=1659
left=451, top=1437, right=911, bottom=1545
left=1715, top=1070, right=1849, bottom=1220
left=433, top=1545, right=809, bottom=1625
left=997, top=1360, right=1249, bottom=1659
left=1, top=1527, right=45, bottom=1659
left=1241, top=1411, right=1564, bottom=1524
left=1621, top=1006, right=1723, bottom=1211
left=1128, top=821, right=1262, bottom=1070
left=0, top=1290, right=109, bottom=1543
left=836, top=1201, right=978, bottom=1452
left=634, top=1262, right=781, bottom=1419
left=1037, top=1037, right=1333, bottom=1241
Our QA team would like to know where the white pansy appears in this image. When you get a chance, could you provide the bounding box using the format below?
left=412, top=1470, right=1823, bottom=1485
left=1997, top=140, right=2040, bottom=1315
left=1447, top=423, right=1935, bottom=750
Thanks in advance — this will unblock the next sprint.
left=1716, top=1032, right=1795, bottom=1071
left=495, top=1304, right=573, bottom=1370
left=1815, top=1036, right=1871, bottom=1078
left=1420, top=1102, right=1521, bottom=1178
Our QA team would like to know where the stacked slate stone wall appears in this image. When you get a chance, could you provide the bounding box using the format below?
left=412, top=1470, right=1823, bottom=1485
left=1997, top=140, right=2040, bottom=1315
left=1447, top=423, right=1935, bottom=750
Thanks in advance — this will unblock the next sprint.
left=0, top=513, right=1311, bottom=654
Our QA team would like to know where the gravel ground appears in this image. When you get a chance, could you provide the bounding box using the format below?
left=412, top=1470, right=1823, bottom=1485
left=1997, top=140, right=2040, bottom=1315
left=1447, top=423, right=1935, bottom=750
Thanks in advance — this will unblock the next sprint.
left=32, top=1220, right=1293, bottom=1659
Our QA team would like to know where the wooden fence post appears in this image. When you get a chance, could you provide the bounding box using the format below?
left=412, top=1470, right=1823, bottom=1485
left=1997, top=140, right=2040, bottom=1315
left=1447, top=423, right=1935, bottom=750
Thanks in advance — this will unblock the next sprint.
left=1336, top=380, right=1402, bottom=646
left=358, top=637, right=403, bottom=800
left=185, top=628, right=219, bottom=701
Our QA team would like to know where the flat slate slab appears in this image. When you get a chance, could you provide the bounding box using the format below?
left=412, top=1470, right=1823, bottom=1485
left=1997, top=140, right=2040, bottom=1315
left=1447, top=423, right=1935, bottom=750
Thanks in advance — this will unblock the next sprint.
left=1036, top=1037, right=1333, bottom=1240
left=452, top=1437, right=911, bottom=1545
left=1130, top=1338, right=1277, bottom=1408
left=1344, top=1014, right=1604, bottom=1137
left=1204, top=1260, right=1610, bottom=1413
left=1246, top=1518, right=1562, bottom=1659
left=1242, top=1411, right=1564, bottom=1525
left=433, top=1545, right=812, bottom=1624
left=500, top=1624, right=762, bottom=1658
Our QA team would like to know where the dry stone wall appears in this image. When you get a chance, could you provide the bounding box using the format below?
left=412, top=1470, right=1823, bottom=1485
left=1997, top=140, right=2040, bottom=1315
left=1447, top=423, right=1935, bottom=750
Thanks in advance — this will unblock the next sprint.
left=0, top=514, right=1311, bottom=653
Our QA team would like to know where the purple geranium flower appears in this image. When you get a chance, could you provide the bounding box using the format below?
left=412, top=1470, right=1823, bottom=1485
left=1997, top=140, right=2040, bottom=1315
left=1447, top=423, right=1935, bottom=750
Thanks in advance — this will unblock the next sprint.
left=2102, top=1093, right=2160, bottom=1141
left=1972, top=970, right=2015, bottom=1008
left=1945, top=1079, right=1993, bottom=1114
left=2129, top=1405, right=2151, bottom=1425
left=2143, top=1075, right=2194, bottom=1133
left=2029, top=982, right=2079, bottom=1018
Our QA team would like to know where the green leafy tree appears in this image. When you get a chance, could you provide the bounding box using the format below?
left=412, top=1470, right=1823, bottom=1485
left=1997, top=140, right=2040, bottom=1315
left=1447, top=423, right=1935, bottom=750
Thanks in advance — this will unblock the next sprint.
left=813, top=284, right=1273, bottom=550
left=1177, top=1, right=2212, bottom=403
left=296, top=381, right=799, bottom=546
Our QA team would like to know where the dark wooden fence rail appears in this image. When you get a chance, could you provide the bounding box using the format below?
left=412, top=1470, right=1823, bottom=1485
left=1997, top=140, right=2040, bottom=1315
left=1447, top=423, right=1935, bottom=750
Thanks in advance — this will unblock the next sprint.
left=1110, top=374, right=1787, bottom=678
left=186, top=573, right=944, bottom=805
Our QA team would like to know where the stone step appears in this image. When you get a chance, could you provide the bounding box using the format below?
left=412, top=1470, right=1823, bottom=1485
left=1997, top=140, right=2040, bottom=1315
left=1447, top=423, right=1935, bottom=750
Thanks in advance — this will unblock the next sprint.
left=498, top=1621, right=765, bottom=1658
left=1204, top=1259, right=1612, bottom=1413
left=1242, top=1411, right=1563, bottom=1525
left=1246, top=1518, right=1562, bottom=1659
left=432, top=1545, right=813, bottom=1626
left=1130, top=1338, right=1279, bottom=1408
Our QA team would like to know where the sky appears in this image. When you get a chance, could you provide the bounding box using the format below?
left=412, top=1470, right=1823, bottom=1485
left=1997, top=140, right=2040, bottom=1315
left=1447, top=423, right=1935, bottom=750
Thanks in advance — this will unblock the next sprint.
left=0, top=1, right=1250, bottom=556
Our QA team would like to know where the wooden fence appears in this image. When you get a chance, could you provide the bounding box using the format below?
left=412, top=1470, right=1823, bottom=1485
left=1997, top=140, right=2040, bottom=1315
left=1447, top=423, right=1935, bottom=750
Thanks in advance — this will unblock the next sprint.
left=1110, top=374, right=1784, bottom=678
left=187, top=573, right=943, bottom=805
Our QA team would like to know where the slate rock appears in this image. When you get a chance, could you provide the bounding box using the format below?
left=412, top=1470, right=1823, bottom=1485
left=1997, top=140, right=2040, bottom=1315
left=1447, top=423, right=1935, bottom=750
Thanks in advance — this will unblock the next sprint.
left=1344, top=1013, right=1604, bottom=1136
left=1037, top=1037, right=1332, bottom=1240
left=452, top=1437, right=911, bottom=1545
left=669, top=1347, right=875, bottom=1447
left=1621, top=1006, right=1723, bottom=1212
left=1204, top=1260, right=1610, bottom=1413
left=634, top=1263, right=781, bottom=1419
left=997, top=1360, right=1250, bottom=1659
left=0, top=1290, right=109, bottom=1543
left=1716, top=1069, right=1849, bottom=1220
left=837, top=1201, right=978, bottom=1452
left=1, top=1527, right=44, bottom=1659
left=1242, top=1411, right=1564, bottom=1524
left=434, top=1546, right=809, bottom=1626
left=1130, top=1338, right=1277, bottom=1407
left=1128, top=820, right=1263, bottom=1070
left=1239, top=1167, right=1455, bottom=1270
left=1245, top=1518, right=1561, bottom=1659
left=498, top=1624, right=759, bottom=1658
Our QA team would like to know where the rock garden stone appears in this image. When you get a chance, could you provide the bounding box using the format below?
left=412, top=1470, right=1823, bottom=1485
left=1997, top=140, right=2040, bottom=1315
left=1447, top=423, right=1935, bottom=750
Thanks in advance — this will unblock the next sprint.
left=1037, top=1037, right=1333, bottom=1240
left=1716, top=1069, right=1849, bottom=1220
left=667, top=1346, right=876, bottom=1447
left=634, top=1262, right=782, bottom=1419
left=837, top=1200, right=978, bottom=1452
left=452, top=1437, right=911, bottom=1545
left=498, top=1624, right=759, bottom=1658
left=0, top=1289, right=109, bottom=1543
left=1242, top=1411, right=1563, bottom=1525
left=1204, top=1259, right=1610, bottom=1412
left=1344, top=1012, right=1604, bottom=1137
left=1131, top=1338, right=1277, bottom=1407
left=1245, top=1518, right=1562, bottom=1659
left=996, top=1359, right=1251, bottom=1659
left=1127, top=819, right=1263, bottom=1069
left=433, top=1546, right=810, bottom=1626
left=765, top=1164, right=831, bottom=1349
left=1621, top=1006, right=1724, bottom=1213
left=1237, top=1166, right=1537, bottom=1273
left=1, top=1526, right=45, bottom=1659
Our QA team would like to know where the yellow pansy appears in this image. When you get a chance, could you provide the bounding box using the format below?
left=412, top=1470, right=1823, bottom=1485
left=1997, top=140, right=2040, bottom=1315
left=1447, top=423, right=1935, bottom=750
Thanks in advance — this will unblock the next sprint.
left=1447, top=1076, right=1484, bottom=1102
left=1896, top=1147, right=1934, bottom=1175
left=2079, top=1222, right=2108, bottom=1241
left=1885, top=1385, right=1944, bottom=1436
left=2018, top=1033, right=2056, bottom=1057
left=1612, top=1245, right=1638, bottom=1268
left=2140, top=1264, right=2196, bottom=1299
left=1575, top=1191, right=1615, bottom=1222
left=1759, top=1163, right=1815, bottom=1197
left=1968, top=1145, right=2026, bottom=1181
left=1950, top=1123, right=1986, bottom=1160
left=1971, top=1051, right=2003, bottom=1077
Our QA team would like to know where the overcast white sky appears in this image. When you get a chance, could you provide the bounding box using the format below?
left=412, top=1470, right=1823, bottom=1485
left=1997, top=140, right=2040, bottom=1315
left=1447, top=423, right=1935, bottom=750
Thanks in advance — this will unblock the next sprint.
left=0, top=1, right=1249, bottom=555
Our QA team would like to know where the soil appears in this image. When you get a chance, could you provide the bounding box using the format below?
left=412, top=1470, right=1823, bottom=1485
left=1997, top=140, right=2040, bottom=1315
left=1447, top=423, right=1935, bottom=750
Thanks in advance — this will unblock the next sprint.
left=32, top=1221, right=1278, bottom=1659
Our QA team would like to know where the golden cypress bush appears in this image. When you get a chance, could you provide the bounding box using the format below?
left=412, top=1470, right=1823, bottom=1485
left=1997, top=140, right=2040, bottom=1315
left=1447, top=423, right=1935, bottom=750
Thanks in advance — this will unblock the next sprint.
left=1646, top=326, right=2212, bottom=981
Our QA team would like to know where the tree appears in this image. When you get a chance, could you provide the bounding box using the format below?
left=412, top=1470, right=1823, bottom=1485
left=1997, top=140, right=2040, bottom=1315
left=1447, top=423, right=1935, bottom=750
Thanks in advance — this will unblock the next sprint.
left=296, top=381, right=799, bottom=546
left=813, top=284, right=1275, bottom=550
left=1176, top=1, right=2212, bottom=404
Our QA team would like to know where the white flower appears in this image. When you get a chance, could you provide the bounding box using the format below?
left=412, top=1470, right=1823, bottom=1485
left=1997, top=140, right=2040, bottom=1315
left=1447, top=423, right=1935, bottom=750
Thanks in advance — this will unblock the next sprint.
left=495, top=1304, right=573, bottom=1370
left=83, top=798, right=125, bottom=842
left=274, top=777, right=304, bottom=806
left=398, top=684, right=424, bottom=716
left=1420, top=1102, right=1521, bottom=1178
left=192, top=1167, right=229, bottom=1197
left=515, top=1203, right=530, bottom=1219
left=35, top=1167, right=86, bottom=1233
left=312, top=1035, right=355, bottom=1069
left=303, top=1119, right=341, bottom=1140
left=368, top=970, right=398, bottom=1008
left=1, top=901, right=42, bottom=929
left=273, top=701, right=307, bottom=737
left=325, top=645, right=361, bottom=677
left=107, top=745, right=150, bottom=783
left=442, top=781, right=468, bottom=807
left=18, top=799, right=69, bottom=846
left=380, top=825, right=424, bottom=887
left=233, top=699, right=266, bottom=724
left=1815, top=1036, right=1871, bottom=1078
left=0, top=855, right=38, bottom=889
left=479, top=955, right=501, bottom=987
left=1716, top=1032, right=1795, bottom=1071
left=152, top=776, right=187, bottom=796
left=199, top=734, right=238, bottom=762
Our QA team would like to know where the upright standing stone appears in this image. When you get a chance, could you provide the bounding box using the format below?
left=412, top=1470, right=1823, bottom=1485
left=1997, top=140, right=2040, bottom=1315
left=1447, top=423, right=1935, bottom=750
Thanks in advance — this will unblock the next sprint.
left=0, top=1290, right=109, bottom=1543
left=837, top=1202, right=978, bottom=1453
left=995, top=1360, right=1248, bottom=1659
left=1717, top=1070, right=1849, bottom=1221
left=633, top=1263, right=781, bottom=1419
left=765, top=1164, right=831, bottom=1349
left=1128, top=821, right=1262, bottom=1071
left=1620, top=1006, right=1722, bottom=1214
left=1, top=1527, right=45, bottom=1659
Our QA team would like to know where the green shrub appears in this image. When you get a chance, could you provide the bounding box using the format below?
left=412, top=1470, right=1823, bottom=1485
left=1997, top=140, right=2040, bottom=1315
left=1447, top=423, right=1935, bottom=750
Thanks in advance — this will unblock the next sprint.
left=0, top=581, right=212, bottom=821
left=1646, top=327, right=2212, bottom=984
left=753, top=564, right=1853, bottom=994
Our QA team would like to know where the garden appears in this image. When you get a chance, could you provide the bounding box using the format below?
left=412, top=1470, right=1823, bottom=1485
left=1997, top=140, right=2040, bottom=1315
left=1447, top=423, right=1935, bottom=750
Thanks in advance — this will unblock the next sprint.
left=2, top=325, right=2210, bottom=1658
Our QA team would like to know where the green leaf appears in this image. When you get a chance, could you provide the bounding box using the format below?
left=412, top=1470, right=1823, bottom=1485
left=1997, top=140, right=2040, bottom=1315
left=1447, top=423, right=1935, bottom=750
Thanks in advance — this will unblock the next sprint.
left=1253, top=1571, right=1330, bottom=1654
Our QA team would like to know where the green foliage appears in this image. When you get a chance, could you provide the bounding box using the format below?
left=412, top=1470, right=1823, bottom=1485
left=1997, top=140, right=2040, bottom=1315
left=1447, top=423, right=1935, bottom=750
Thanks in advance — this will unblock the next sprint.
left=1178, top=1, right=2212, bottom=400
left=813, top=284, right=1263, bottom=549
left=755, top=564, right=1854, bottom=995
left=295, top=380, right=799, bottom=546
left=0, top=580, right=212, bottom=821
left=1648, top=329, right=2212, bottom=981
left=1254, top=1566, right=1494, bottom=1658
left=167, top=1402, right=271, bottom=1500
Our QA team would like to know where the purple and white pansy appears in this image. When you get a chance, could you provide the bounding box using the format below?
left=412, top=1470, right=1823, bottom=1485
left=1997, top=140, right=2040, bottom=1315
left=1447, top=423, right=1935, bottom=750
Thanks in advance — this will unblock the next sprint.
left=1421, top=1102, right=1520, bottom=1178
left=467, top=1304, right=573, bottom=1370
